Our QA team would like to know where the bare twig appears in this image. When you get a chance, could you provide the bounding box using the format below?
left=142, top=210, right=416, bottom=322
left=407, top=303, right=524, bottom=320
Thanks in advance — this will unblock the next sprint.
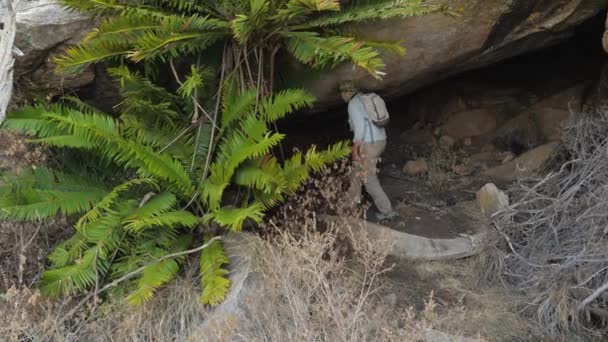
left=579, top=281, right=608, bottom=311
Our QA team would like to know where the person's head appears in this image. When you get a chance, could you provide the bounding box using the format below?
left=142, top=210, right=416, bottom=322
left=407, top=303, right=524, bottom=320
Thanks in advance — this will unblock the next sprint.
left=339, top=80, right=357, bottom=102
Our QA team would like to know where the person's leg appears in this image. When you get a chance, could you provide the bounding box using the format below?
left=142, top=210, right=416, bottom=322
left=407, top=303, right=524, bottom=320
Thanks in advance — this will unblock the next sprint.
left=360, top=141, right=393, bottom=215
left=347, top=151, right=364, bottom=205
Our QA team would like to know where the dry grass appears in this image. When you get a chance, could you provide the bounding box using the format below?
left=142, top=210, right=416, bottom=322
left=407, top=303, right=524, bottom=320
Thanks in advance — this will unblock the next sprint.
left=0, top=161, right=492, bottom=342
left=492, top=107, right=608, bottom=338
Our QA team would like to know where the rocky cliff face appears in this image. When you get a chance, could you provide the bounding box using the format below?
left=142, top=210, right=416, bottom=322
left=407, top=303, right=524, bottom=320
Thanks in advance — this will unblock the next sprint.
left=9, top=0, right=608, bottom=109
left=287, top=0, right=607, bottom=108
left=11, top=0, right=94, bottom=103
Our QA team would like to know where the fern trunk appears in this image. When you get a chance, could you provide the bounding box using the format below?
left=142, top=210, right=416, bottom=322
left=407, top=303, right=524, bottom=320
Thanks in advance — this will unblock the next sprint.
left=0, top=0, right=18, bottom=123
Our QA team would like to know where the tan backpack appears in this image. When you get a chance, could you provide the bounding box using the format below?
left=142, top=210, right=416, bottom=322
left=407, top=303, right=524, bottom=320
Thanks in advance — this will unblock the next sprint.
left=358, top=93, right=390, bottom=127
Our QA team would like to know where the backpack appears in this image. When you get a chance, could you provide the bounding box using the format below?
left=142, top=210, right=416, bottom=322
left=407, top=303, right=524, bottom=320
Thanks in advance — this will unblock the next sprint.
left=358, top=93, right=390, bottom=127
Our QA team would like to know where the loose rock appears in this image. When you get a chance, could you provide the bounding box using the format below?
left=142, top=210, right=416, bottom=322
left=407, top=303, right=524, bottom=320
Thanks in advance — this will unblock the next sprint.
left=492, top=113, right=540, bottom=153
left=532, top=107, right=571, bottom=141
left=452, top=164, right=473, bottom=176
left=483, top=142, right=559, bottom=181
left=476, top=183, right=509, bottom=217
left=439, top=135, right=456, bottom=149
left=403, top=159, right=429, bottom=176
left=441, top=108, right=497, bottom=139
left=496, top=151, right=515, bottom=164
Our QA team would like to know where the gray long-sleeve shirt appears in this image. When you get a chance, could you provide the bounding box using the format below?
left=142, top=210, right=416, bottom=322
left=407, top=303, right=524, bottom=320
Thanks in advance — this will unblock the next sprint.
left=348, top=94, right=386, bottom=143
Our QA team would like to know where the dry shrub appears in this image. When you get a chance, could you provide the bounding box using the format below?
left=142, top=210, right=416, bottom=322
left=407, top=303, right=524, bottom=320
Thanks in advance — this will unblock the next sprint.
left=0, top=130, right=46, bottom=172
left=0, top=162, right=483, bottom=341
left=0, top=219, right=72, bottom=292
left=494, top=107, right=608, bottom=338
left=233, top=218, right=444, bottom=341
left=0, top=274, right=210, bottom=341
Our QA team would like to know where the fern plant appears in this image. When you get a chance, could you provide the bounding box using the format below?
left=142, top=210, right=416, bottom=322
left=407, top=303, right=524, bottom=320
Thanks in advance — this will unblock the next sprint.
left=55, top=0, right=440, bottom=89
left=1, top=75, right=348, bottom=304
left=0, top=0, right=440, bottom=306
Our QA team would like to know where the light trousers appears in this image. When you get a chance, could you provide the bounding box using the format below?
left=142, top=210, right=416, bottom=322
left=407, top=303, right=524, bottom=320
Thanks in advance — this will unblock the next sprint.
left=348, top=141, right=393, bottom=214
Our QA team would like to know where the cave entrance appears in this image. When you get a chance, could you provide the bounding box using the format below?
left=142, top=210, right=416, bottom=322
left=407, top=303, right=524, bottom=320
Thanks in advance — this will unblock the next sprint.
left=277, top=10, right=607, bottom=238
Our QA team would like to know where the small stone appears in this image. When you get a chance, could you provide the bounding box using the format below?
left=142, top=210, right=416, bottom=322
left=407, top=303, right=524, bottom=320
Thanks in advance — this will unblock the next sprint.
left=452, top=164, right=472, bottom=176
left=403, top=159, right=429, bottom=176
left=439, top=135, right=456, bottom=149
left=476, top=183, right=509, bottom=217
left=497, top=151, right=515, bottom=164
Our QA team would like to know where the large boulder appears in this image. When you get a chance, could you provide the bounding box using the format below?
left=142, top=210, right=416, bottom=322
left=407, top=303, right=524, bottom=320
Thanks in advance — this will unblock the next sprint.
left=483, top=141, right=560, bottom=181
left=289, top=0, right=607, bottom=109
left=11, top=0, right=95, bottom=100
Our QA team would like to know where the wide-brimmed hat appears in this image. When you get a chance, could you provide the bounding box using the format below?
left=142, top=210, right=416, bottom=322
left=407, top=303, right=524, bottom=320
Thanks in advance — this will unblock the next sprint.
left=339, top=80, right=357, bottom=93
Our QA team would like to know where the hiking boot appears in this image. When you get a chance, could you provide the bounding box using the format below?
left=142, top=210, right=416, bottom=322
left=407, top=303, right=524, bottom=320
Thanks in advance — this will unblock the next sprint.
left=375, top=210, right=398, bottom=221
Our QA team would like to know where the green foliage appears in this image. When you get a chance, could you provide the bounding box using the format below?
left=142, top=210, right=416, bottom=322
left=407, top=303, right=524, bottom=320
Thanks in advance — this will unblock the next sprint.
left=0, top=0, right=436, bottom=307
left=199, top=237, right=231, bottom=305
left=2, top=82, right=348, bottom=305
left=55, top=0, right=435, bottom=79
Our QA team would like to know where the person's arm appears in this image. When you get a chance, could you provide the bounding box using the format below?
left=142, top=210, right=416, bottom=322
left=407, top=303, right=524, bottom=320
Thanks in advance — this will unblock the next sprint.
left=352, top=140, right=361, bottom=161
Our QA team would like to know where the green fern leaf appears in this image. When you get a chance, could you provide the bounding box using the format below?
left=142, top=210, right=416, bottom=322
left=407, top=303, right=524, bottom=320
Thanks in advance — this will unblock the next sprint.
left=200, top=237, right=230, bottom=306
left=205, top=201, right=265, bottom=231
left=127, top=258, right=181, bottom=305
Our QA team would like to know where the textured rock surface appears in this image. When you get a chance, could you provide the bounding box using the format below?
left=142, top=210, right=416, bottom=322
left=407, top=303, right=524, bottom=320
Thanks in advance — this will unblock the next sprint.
left=476, top=183, right=509, bottom=217
left=12, top=0, right=95, bottom=99
left=483, top=141, right=560, bottom=181
left=0, top=0, right=18, bottom=122
left=403, top=158, right=428, bottom=176
left=289, top=0, right=606, bottom=109
left=441, top=108, right=498, bottom=139
left=200, top=232, right=261, bottom=334
left=321, top=214, right=488, bottom=261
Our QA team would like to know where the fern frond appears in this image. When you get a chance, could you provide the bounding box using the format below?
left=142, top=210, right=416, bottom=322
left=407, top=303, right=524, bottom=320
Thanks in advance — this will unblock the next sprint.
left=124, top=210, right=199, bottom=233
left=235, top=158, right=286, bottom=196
left=128, top=15, right=229, bottom=62
left=80, top=207, right=129, bottom=258
left=291, top=0, right=430, bottom=29
left=260, top=88, right=315, bottom=123
left=220, top=78, right=257, bottom=128
left=205, top=201, right=265, bottom=231
left=125, top=192, right=177, bottom=220
left=2, top=104, right=70, bottom=138
left=54, top=39, right=131, bottom=74
left=275, top=0, right=340, bottom=22
left=42, top=111, right=195, bottom=196
left=127, top=258, right=181, bottom=305
left=48, top=233, right=88, bottom=268
left=284, top=31, right=386, bottom=78
left=200, top=237, right=230, bottom=305
left=40, top=247, right=110, bottom=297
left=109, top=66, right=181, bottom=122
left=177, top=64, right=211, bottom=99
left=0, top=168, right=109, bottom=220
left=86, top=16, right=158, bottom=41
left=127, top=235, right=191, bottom=305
